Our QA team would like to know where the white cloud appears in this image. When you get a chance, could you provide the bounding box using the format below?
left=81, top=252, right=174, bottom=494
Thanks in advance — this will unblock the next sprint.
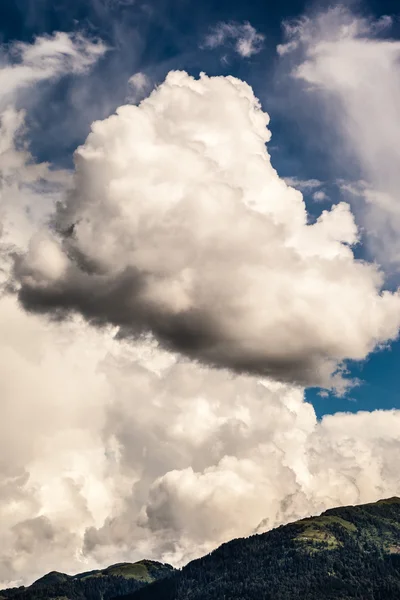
left=279, top=7, right=400, bottom=269
left=204, top=21, right=265, bottom=58
left=126, top=72, right=151, bottom=104
left=283, top=176, right=323, bottom=191
left=128, top=72, right=149, bottom=90
left=0, top=32, right=106, bottom=109
left=0, top=297, right=399, bottom=586
left=313, top=190, right=328, bottom=202
left=0, top=32, right=106, bottom=291
left=14, top=70, right=400, bottom=391
left=283, top=178, right=329, bottom=202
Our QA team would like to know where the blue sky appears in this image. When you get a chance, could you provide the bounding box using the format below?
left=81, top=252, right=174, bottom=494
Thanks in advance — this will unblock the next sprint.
left=2, top=0, right=398, bottom=418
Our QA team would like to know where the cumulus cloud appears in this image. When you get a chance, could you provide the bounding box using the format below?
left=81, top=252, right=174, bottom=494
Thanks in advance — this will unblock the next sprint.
left=278, top=6, right=400, bottom=269
left=13, top=70, right=400, bottom=390
left=1, top=27, right=400, bottom=592
left=1, top=296, right=400, bottom=586
left=204, top=22, right=265, bottom=58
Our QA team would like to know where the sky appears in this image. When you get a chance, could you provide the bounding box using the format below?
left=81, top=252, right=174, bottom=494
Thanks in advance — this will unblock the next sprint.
left=1, top=0, right=400, bottom=588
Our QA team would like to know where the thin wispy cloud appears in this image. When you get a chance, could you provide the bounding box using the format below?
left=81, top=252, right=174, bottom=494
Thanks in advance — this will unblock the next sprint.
left=125, top=71, right=151, bottom=103
left=0, top=32, right=106, bottom=107
left=279, top=6, right=400, bottom=270
left=203, top=21, right=265, bottom=57
left=283, top=176, right=323, bottom=191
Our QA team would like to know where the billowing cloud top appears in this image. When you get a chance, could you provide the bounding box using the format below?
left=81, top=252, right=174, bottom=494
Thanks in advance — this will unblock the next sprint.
left=15, top=70, right=400, bottom=390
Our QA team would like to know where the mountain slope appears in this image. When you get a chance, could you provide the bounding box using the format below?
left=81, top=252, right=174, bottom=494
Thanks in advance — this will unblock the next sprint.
left=121, top=497, right=400, bottom=600
left=1, top=561, right=174, bottom=600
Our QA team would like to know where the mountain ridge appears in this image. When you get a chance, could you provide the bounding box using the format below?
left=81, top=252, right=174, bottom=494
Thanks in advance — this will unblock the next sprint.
left=119, top=496, right=400, bottom=600
left=0, top=560, right=174, bottom=600
left=3, top=497, right=400, bottom=600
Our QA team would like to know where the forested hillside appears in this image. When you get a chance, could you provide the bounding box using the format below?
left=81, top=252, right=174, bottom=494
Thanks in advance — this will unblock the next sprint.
left=0, top=561, right=174, bottom=600
left=121, top=498, right=400, bottom=600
